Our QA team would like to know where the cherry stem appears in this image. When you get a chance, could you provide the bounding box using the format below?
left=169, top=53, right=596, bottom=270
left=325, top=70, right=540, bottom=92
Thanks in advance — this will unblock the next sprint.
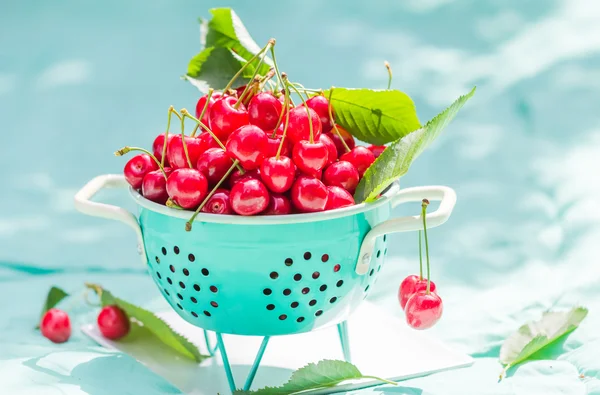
left=237, top=76, right=260, bottom=108
left=272, top=85, right=290, bottom=137
left=185, top=159, right=239, bottom=231
left=84, top=282, right=104, bottom=301
left=286, top=79, right=314, bottom=143
left=234, top=39, right=273, bottom=109
left=275, top=91, right=291, bottom=159
left=418, top=230, right=423, bottom=280
left=328, top=87, right=350, bottom=153
left=166, top=198, right=183, bottom=210
left=385, top=61, right=392, bottom=90
left=179, top=111, right=193, bottom=168
left=292, top=82, right=310, bottom=100
left=259, top=68, right=276, bottom=90
left=191, top=88, right=214, bottom=137
left=421, top=199, right=431, bottom=294
left=269, top=45, right=284, bottom=95
left=114, top=146, right=167, bottom=180
left=225, top=39, right=274, bottom=98
left=160, top=106, right=181, bottom=168
left=180, top=110, right=244, bottom=174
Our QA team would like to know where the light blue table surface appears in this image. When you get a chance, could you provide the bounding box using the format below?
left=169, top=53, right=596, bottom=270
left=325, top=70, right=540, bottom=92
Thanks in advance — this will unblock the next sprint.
left=2, top=0, right=600, bottom=393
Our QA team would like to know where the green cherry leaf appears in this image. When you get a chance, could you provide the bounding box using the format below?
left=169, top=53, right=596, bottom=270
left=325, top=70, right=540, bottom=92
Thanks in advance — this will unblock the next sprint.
left=354, top=87, right=476, bottom=203
left=36, top=286, right=69, bottom=329
left=185, top=46, right=256, bottom=91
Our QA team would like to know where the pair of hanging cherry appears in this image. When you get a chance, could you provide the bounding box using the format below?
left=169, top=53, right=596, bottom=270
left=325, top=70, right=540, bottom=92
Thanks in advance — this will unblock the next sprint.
left=398, top=199, right=443, bottom=330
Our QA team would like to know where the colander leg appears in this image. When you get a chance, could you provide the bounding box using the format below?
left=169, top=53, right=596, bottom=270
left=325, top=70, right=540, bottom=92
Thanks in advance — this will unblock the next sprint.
left=203, top=329, right=217, bottom=356
left=243, top=336, right=270, bottom=391
left=215, top=333, right=237, bottom=393
left=337, top=321, right=352, bottom=363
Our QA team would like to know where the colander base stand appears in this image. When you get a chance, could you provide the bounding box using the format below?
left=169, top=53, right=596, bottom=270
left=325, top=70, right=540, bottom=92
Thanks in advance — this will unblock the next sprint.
left=216, top=333, right=271, bottom=393
left=337, top=321, right=352, bottom=363
left=203, top=330, right=217, bottom=357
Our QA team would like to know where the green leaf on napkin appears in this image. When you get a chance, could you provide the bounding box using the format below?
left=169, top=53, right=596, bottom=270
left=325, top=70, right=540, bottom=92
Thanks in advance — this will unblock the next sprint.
left=499, top=306, right=588, bottom=379
left=36, top=286, right=69, bottom=329
left=236, top=359, right=395, bottom=394
left=325, top=88, right=421, bottom=145
left=354, top=86, right=476, bottom=203
left=85, top=283, right=207, bottom=363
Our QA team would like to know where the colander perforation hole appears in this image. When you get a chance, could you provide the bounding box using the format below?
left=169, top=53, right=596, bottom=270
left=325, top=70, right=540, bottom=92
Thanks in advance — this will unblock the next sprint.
left=270, top=271, right=279, bottom=279
left=177, top=293, right=183, bottom=300
left=384, top=235, right=387, bottom=242
left=169, top=265, right=175, bottom=273
left=285, top=258, right=293, bottom=266
left=291, top=301, right=299, bottom=308
left=164, top=288, right=170, bottom=296
left=312, top=272, right=320, bottom=279
left=304, top=252, right=312, bottom=260
left=174, top=246, right=180, bottom=254
left=385, top=248, right=388, bottom=255
left=377, top=250, right=381, bottom=258
left=319, top=284, right=327, bottom=292
left=204, top=311, right=211, bottom=317
left=294, top=274, right=302, bottom=281
left=201, top=268, right=209, bottom=276
left=369, top=269, right=374, bottom=276
left=336, top=280, right=344, bottom=287
left=183, top=268, right=189, bottom=276
left=210, top=285, right=218, bottom=293
left=309, top=299, right=317, bottom=306
left=191, top=297, right=197, bottom=303
left=266, top=304, right=275, bottom=310
left=191, top=312, right=198, bottom=317
left=193, top=284, right=200, bottom=291
left=333, top=264, right=340, bottom=273
left=167, top=277, right=173, bottom=285
left=156, top=272, right=161, bottom=279
left=297, top=317, right=305, bottom=323
left=321, top=254, right=329, bottom=262
left=188, top=254, right=195, bottom=262
left=176, top=303, right=183, bottom=310
left=263, top=288, right=272, bottom=296
left=302, top=287, right=310, bottom=294
left=315, top=310, right=323, bottom=316
left=378, top=265, right=382, bottom=272
left=330, top=297, right=337, bottom=303
left=155, top=256, right=160, bottom=264
left=279, top=314, right=287, bottom=320
left=365, top=285, right=370, bottom=292
left=210, top=301, right=218, bottom=308
left=283, top=289, right=291, bottom=296
left=161, top=247, right=167, bottom=255
left=179, top=281, right=186, bottom=289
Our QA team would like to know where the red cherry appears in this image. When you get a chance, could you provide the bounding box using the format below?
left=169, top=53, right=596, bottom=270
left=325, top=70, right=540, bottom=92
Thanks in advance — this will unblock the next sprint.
left=166, top=168, right=208, bottom=209
left=323, top=161, right=360, bottom=194
left=325, top=186, right=355, bottom=210
left=326, top=126, right=355, bottom=156
left=319, top=133, right=337, bottom=166
left=196, top=148, right=231, bottom=186
left=235, top=85, right=254, bottom=102
left=265, top=135, right=291, bottom=158
left=367, top=144, right=386, bottom=158
left=195, top=92, right=222, bottom=125
left=340, top=146, right=376, bottom=177
left=306, top=95, right=333, bottom=133
left=142, top=167, right=173, bottom=204
left=197, top=131, right=220, bottom=152
left=226, top=125, right=267, bottom=170
left=278, top=94, right=294, bottom=108
left=40, top=308, right=71, bottom=343
left=230, top=179, right=270, bottom=216
left=248, top=92, right=283, bottom=131
left=290, top=176, right=328, bottom=212
left=167, top=135, right=206, bottom=169
left=201, top=188, right=232, bottom=214
left=405, top=291, right=443, bottom=330
left=398, top=275, right=437, bottom=310
left=263, top=193, right=292, bottom=215
left=228, top=168, right=261, bottom=188
left=260, top=156, right=296, bottom=193
left=123, top=154, right=159, bottom=189
left=152, top=134, right=176, bottom=166
left=286, top=106, right=322, bottom=144
left=292, top=140, right=329, bottom=175
left=209, top=96, right=249, bottom=140
left=97, top=305, right=130, bottom=340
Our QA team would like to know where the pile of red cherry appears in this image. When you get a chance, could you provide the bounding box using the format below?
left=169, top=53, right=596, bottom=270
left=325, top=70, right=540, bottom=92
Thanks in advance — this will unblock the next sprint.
left=120, top=87, right=385, bottom=221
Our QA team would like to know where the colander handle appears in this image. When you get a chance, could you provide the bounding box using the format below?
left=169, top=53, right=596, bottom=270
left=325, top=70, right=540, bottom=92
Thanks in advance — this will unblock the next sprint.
left=355, top=185, right=456, bottom=275
left=74, top=174, right=146, bottom=264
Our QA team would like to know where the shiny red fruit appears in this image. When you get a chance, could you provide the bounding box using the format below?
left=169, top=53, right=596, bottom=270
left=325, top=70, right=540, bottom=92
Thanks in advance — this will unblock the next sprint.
left=326, top=126, right=355, bottom=156
left=166, top=168, right=208, bottom=209
left=230, top=179, right=270, bottom=216
left=399, top=275, right=437, bottom=310
left=228, top=168, right=261, bottom=188
left=325, top=186, right=355, bottom=210
left=123, top=154, right=159, bottom=189
left=97, top=305, right=130, bottom=340
left=260, top=156, right=296, bottom=193
left=367, top=144, right=386, bottom=158
left=142, top=168, right=173, bottom=204
left=319, top=133, right=337, bottom=166
left=306, top=95, right=333, bottom=133
left=201, top=189, right=232, bottom=214
left=265, top=135, right=292, bottom=158
left=197, top=132, right=220, bottom=152
left=226, top=125, right=267, bottom=170
left=40, top=308, right=71, bottom=343
left=196, top=148, right=232, bottom=186
left=248, top=92, right=283, bottom=132
left=323, top=161, right=360, bottom=194
left=195, top=92, right=222, bottom=125
left=405, top=291, right=443, bottom=330
left=152, top=134, right=176, bottom=166
left=339, top=146, right=376, bottom=177
left=286, top=106, right=322, bottom=144
left=167, top=135, right=206, bottom=169
left=263, top=193, right=292, bottom=215
left=292, top=140, right=329, bottom=175
left=209, top=96, right=250, bottom=140
left=290, top=176, right=328, bottom=212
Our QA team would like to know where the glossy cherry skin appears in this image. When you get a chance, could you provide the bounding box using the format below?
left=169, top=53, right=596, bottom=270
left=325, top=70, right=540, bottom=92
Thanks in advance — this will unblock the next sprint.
left=290, top=176, right=328, bottom=213
left=325, top=186, right=355, bottom=210
left=263, top=193, right=292, bottom=215
left=306, top=95, right=333, bottom=133
left=40, top=308, right=71, bottom=343
left=97, top=305, right=130, bottom=340
left=197, top=131, right=220, bottom=152
left=265, top=135, right=292, bottom=158
left=209, top=96, right=250, bottom=140
left=230, top=179, right=270, bottom=216
left=195, top=92, right=222, bottom=125
left=124, top=154, right=159, bottom=189
left=228, top=168, right=261, bottom=188
left=248, top=92, right=283, bottom=132
left=326, top=126, right=355, bottom=156
left=260, top=156, right=296, bottom=193
left=319, top=133, right=337, bottom=166
left=368, top=144, right=386, bottom=158
left=292, top=140, right=329, bottom=175
left=286, top=106, right=322, bottom=144
left=340, top=146, right=376, bottom=177
left=323, top=161, right=360, bottom=194
left=196, top=148, right=232, bottom=186
left=226, top=125, right=267, bottom=170
left=405, top=291, right=443, bottom=330
left=398, top=275, right=437, bottom=310
left=142, top=167, right=173, bottom=204
left=166, top=168, right=208, bottom=209
left=167, top=135, right=206, bottom=169
left=201, top=188, right=232, bottom=214
left=152, top=134, right=176, bottom=166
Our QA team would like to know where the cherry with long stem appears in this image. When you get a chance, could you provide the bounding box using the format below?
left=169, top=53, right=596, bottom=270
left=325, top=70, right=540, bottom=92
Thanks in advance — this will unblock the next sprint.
left=385, top=61, right=393, bottom=90
left=286, top=78, right=315, bottom=143
left=179, top=111, right=193, bottom=168
left=160, top=106, right=182, bottom=168
left=224, top=39, right=274, bottom=94
left=185, top=160, right=239, bottom=231
left=418, top=230, right=423, bottom=280
left=421, top=199, right=431, bottom=293
left=275, top=90, right=291, bottom=159
left=115, top=147, right=167, bottom=179
left=235, top=39, right=275, bottom=108
left=191, top=88, right=214, bottom=137
left=272, top=87, right=289, bottom=137
left=327, top=87, right=350, bottom=153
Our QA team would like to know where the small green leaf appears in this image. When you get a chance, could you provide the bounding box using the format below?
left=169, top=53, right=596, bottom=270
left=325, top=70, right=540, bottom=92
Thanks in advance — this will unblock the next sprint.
left=500, top=307, right=588, bottom=373
left=86, top=284, right=207, bottom=363
left=185, top=46, right=256, bottom=91
left=354, top=87, right=476, bottom=203
left=36, top=286, right=69, bottom=329
left=325, top=88, right=421, bottom=145
left=237, top=359, right=395, bottom=394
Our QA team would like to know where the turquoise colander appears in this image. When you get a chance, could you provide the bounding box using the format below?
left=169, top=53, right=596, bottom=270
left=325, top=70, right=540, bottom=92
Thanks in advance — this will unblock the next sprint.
left=75, top=174, right=456, bottom=391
